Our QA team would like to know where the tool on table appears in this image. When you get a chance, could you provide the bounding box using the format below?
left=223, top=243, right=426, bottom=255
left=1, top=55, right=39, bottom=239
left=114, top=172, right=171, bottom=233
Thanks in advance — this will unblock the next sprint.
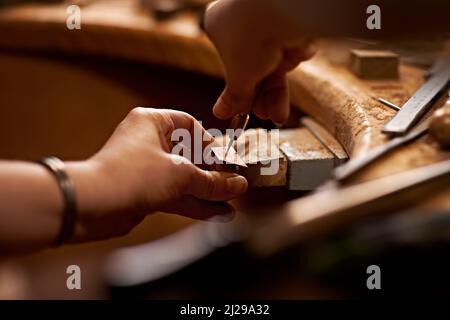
left=429, top=89, right=450, bottom=149
left=371, top=96, right=401, bottom=112
left=383, top=58, right=450, bottom=135
left=334, top=116, right=432, bottom=182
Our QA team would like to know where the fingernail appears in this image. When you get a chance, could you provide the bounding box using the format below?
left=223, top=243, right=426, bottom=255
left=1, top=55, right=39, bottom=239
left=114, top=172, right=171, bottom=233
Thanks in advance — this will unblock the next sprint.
left=226, top=175, right=248, bottom=194
left=274, top=121, right=285, bottom=128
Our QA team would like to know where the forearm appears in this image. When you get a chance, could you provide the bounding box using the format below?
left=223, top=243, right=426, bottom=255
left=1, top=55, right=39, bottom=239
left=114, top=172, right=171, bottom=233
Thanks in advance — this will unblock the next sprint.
left=0, top=161, right=63, bottom=252
left=0, top=160, right=113, bottom=253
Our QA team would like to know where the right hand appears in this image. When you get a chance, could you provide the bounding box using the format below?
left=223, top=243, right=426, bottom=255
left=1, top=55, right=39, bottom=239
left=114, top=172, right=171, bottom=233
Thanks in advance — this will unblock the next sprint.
left=204, top=0, right=317, bottom=124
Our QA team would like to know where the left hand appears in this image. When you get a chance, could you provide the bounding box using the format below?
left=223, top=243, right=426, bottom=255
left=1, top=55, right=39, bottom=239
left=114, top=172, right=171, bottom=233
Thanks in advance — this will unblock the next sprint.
left=66, top=108, right=248, bottom=242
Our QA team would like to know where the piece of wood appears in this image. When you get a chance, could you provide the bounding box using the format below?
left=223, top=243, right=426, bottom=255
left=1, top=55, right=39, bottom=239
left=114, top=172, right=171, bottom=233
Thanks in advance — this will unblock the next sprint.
left=234, top=129, right=287, bottom=187
left=300, top=117, right=348, bottom=166
left=210, top=129, right=287, bottom=187
left=279, top=128, right=335, bottom=190
left=212, top=126, right=348, bottom=190
left=349, top=49, right=399, bottom=79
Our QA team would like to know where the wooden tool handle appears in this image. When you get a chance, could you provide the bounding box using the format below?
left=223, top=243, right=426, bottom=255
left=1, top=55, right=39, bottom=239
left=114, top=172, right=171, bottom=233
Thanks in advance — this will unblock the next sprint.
left=430, top=96, right=450, bottom=149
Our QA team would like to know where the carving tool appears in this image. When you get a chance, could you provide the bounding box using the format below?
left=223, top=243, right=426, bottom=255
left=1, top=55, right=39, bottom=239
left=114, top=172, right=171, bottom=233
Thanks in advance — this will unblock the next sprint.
left=370, top=96, right=401, bottom=112
left=224, top=113, right=250, bottom=157
left=383, top=58, right=450, bottom=135
left=335, top=88, right=450, bottom=181
left=224, top=83, right=262, bottom=157
left=334, top=116, right=432, bottom=182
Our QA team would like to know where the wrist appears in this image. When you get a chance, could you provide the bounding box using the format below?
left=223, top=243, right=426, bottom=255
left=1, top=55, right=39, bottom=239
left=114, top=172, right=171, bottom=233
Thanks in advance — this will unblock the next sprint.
left=66, top=159, right=131, bottom=212
left=65, top=160, right=131, bottom=241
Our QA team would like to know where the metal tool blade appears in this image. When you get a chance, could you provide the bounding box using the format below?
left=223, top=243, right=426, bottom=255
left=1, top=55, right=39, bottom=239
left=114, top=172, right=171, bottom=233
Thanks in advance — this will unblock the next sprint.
left=224, top=113, right=250, bottom=157
left=383, top=58, right=450, bottom=135
left=335, top=116, right=432, bottom=181
left=224, top=82, right=263, bottom=157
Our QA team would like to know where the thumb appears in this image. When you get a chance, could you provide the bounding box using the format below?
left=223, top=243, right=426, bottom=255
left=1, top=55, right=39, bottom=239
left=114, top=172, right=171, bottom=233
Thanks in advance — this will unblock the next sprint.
left=213, top=82, right=258, bottom=120
left=172, top=155, right=248, bottom=201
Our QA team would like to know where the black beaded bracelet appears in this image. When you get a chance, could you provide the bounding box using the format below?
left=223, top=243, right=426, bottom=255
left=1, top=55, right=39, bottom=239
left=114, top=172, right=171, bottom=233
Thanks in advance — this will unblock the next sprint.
left=38, top=156, right=78, bottom=246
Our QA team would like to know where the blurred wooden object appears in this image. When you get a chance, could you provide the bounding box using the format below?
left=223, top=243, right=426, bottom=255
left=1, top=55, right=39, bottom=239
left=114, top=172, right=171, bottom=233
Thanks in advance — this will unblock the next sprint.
left=430, top=96, right=450, bottom=148
left=249, top=159, right=450, bottom=256
left=349, top=49, right=399, bottom=79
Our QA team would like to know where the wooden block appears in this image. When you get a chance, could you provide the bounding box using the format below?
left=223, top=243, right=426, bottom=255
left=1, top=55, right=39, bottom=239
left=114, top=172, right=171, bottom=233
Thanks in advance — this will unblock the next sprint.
left=211, top=125, right=346, bottom=190
left=349, top=49, right=399, bottom=79
left=209, top=129, right=287, bottom=187
left=235, top=129, right=287, bottom=187
left=279, top=128, right=335, bottom=190
left=301, top=117, right=348, bottom=166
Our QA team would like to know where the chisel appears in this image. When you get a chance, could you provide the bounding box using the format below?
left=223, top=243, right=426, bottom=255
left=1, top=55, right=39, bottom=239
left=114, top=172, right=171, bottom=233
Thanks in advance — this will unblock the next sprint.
left=382, top=58, right=450, bottom=135
left=224, top=83, right=262, bottom=157
left=334, top=116, right=432, bottom=182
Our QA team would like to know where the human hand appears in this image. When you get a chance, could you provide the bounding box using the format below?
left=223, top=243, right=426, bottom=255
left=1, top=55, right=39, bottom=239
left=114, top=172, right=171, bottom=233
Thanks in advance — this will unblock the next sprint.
left=204, top=0, right=316, bottom=124
left=67, top=108, right=248, bottom=242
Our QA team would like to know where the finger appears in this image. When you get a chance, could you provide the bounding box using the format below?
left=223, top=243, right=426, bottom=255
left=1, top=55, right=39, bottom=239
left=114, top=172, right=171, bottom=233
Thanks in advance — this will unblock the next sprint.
left=149, top=109, right=221, bottom=164
left=278, top=41, right=318, bottom=73
left=162, top=195, right=235, bottom=221
left=213, top=81, right=258, bottom=120
left=171, top=156, right=248, bottom=201
left=166, top=109, right=222, bottom=148
left=252, top=92, right=270, bottom=120
left=261, top=72, right=290, bottom=125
